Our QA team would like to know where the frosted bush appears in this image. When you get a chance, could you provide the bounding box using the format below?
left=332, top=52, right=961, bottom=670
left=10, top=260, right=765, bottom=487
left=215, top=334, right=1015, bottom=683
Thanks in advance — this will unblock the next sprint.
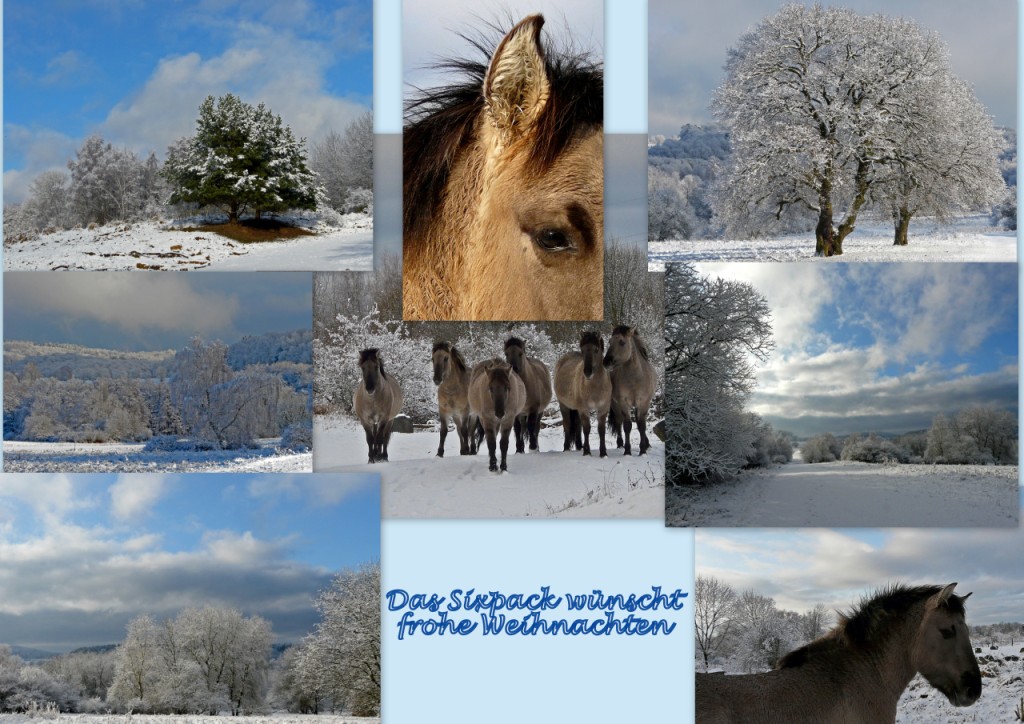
left=800, top=433, right=842, bottom=463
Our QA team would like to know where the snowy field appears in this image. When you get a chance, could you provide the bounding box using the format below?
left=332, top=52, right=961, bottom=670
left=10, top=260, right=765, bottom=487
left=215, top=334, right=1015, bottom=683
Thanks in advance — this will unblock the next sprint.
left=2, top=440, right=312, bottom=473
left=896, top=643, right=1024, bottom=723
left=667, top=457, right=1020, bottom=527
left=2, top=214, right=372, bottom=271
left=314, top=414, right=664, bottom=518
left=649, top=215, right=1017, bottom=268
left=0, top=716, right=378, bottom=724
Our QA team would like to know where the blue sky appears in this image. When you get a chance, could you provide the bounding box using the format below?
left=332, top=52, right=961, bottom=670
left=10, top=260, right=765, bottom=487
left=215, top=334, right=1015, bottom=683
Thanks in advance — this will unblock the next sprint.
left=0, top=473, right=380, bottom=651
left=4, top=0, right=372, bottom=203
left=699, top=263, right=1019, bottom=437
left=4, top=272, right=311, bottom=350
left=697, top=516, right=1024, bottom=625
left=648, top=0, right=1016, bottom=137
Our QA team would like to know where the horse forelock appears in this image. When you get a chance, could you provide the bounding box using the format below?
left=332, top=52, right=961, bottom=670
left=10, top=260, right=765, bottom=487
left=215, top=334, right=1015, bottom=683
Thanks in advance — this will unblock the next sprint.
left=505, top=336, right=525, bottom=351
left=403, top=21, right=602, bottom=241
left=359, top=348, right=379, bottom=365
left=580, top=330, right=603, bottom=349
left=432, top=340, right=453, bottom=354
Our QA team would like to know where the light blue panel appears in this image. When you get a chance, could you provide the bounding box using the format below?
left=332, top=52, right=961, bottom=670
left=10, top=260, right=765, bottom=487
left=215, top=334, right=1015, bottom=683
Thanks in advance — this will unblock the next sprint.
left=374, top=0, right=402, bottom=134
left=383, top=519, right=694, bottom=722
left=606, top=0, right=648, bottom=133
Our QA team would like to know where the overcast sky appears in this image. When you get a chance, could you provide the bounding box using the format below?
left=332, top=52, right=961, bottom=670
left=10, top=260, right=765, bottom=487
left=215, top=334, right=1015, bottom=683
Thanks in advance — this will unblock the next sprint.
left=0, top=473, right=380, bottom=652
left=3, top=0, right=372, bottom=204
left=697, top=515, right=1024, bottom=625
left=4, top=272, right=311, bottom=351
left=698, top=263, right=1018, bottom=437
left=648, top=0, right=1017, bottom=137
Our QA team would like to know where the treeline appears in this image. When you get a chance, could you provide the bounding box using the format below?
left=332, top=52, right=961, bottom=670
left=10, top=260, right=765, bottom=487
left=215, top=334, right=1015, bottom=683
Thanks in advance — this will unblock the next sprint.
left=0, top=563, right=380, bottom=716
left=4, top=334, right=313, bottom=449
left=314, top=244, right=665, bottom=424
left=695, top=575, right=831, bottom=673
left=801, top=406, right=1017, bottom=465
left=3, top=100, right=372, bottom=243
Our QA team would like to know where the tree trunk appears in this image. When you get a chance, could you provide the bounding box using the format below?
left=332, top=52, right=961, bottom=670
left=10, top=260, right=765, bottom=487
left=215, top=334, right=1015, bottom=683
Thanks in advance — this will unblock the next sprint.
left=833, top=159, right=872, bottom=254
left=893, top=206, right=912, bottom=245
left=228, top=201, right=239, bottom=223
left=815, top=199, right=838, bottom=257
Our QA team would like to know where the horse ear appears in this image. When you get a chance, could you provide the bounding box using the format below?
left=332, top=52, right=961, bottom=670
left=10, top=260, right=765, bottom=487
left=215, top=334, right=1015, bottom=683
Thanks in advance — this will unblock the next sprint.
left=484, top=14, right=549, bottom=141
left=936, top=583, right=958, bottom=607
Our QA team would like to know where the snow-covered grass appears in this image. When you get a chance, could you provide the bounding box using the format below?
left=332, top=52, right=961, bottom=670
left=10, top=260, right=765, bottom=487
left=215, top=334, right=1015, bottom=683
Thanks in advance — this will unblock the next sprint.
left=0, top=716, right=378, bottom=724
left=667, top=457, right=1019, bottom=527
left=897, top=641, right=1024, bottom=723
left=2, top=212, right=372, bottom=271
left=2, top=439, right=312, bottom=473
left=649, top=215, right=1017, bottom=268
left=314, top=414, right=664, bottom=518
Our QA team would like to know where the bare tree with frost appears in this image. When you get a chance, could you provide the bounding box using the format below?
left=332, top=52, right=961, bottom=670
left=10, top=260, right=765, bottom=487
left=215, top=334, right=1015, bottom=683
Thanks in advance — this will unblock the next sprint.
left=713, top=4, right=1004, bottom=255
left=695, top=575, right=738, bottom=671
left=665, top=263, right=773, bottom=484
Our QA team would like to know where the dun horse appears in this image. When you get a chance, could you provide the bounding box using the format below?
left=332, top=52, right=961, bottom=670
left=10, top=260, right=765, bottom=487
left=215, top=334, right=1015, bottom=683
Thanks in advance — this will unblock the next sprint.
left=603, top=325, right=657, bottom=456
left=554, top=331, right=612, bottom=457
left=403, top=14, right=604, bottom=320
left=504, top=337, right=553, bottom=452
left=353, top=349, right=404, bottom=464
left=697, top=583, right=981, bottom=724
left=469, top=360, right=526, bottom=472
left=432, top=341, right=476, bottom=456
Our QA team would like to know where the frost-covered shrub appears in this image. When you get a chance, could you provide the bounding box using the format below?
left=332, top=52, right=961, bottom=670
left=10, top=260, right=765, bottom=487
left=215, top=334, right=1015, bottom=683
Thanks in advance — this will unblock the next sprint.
left=744, top=414, right=794, bottom=468
left=925, top=407, right=1017, bottom=464
left=800, top=433, right=842, bottom=463
left=342, top=187, right=373, bottom=215
left=840, top=433, right=910, bottom=464
left=281, top=420, right=313, bottom=451
left=142, top=435, right=219, bottom=453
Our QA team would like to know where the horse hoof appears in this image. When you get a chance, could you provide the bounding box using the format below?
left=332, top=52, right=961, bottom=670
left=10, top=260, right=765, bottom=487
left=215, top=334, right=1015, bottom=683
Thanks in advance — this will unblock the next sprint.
left=437, top=451, right=444, bottom=458
left=624, top=450, right=632, bottom=457
left=600, top=451, right=607, bottom=458
left=583, top=450, right=591, bottom=457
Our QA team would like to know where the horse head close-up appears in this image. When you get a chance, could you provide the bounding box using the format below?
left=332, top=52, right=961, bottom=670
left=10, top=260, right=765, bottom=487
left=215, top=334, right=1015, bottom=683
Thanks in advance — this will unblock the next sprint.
left=404, top=13, right=604, bottom=321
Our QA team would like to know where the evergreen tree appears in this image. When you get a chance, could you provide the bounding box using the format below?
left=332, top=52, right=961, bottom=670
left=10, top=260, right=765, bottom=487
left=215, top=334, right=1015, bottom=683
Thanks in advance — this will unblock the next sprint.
left=163, top=94, right=323, bottom=222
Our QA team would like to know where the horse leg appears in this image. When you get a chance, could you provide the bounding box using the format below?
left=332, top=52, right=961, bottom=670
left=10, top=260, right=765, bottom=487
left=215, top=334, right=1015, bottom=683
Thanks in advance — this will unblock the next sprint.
left=363, top=423, right=375, bottom=464
left=437, top=413, right=448, bottom=458
left=622, top=409, right=633, bottom=456
left=609, top=404, right=623, bottom=449
left=598, top=410, right=608, bottom=458
left=572, top=409, right=583, bottom=450
left=514, top=414, right=526, bottom=454
left=457, top=416, right=471, bottom=455
left=381, top=420, right=394, bottom=462
left=560, top=404, right=573, bottom=451
left=486, top=427, right=498, bottom=472
left=474, top=419, right=485, bottom=455
left=637, top=408, right=650, bottom=456
left=499, top=425, right=511, bottom=472
left=581, top=412, right=592, bottom=456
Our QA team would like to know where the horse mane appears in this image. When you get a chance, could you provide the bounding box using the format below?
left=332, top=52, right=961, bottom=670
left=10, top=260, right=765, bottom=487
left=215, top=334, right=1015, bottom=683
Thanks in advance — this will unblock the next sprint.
left=359, top=348, right=387, bottom=379
left=450, top=346, right=468, bottom=373
left=403, top=19, right=603, bottom=240
left=580, top=330, right=603, bottom=348
left=776, top=584, right=962, bottom=670
left=611, top=325, right=651, bottom=361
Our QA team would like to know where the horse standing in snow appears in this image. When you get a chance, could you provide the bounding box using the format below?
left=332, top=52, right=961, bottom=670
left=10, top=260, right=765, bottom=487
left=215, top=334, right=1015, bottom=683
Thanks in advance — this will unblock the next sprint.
left=353, top=348, right=403, bottom=463
left=503, top=336, right=553, bottom=452
left=603, top=325, right=657, bottom=456
left=432, top=341, right=476, bottom=456
left=469, top=359, right=526, bottom=472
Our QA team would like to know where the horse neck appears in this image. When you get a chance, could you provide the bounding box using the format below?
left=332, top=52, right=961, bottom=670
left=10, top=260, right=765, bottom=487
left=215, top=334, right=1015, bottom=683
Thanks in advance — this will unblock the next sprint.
left=843, top=605, right=925, bottom=711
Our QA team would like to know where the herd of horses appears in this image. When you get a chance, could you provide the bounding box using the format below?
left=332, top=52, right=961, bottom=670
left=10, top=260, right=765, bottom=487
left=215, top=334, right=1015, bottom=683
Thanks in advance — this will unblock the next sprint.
left=353, top=327, right=657, bottom=472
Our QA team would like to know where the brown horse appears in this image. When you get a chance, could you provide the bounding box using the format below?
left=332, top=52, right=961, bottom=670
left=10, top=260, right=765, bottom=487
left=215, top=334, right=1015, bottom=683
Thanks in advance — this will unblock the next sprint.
left=432, top=341, right=476, bottom=456
left=403, top=14, right=604, bottom=321
left=469, top=359, right=526, bottom=472
left=603, top=325, right=658, bottom=456
left=697, top=583, right=981, bottom=724
left=504, top=337, right=553, bottom=453
left=353, top=349, right=404, bottom=464
left=554, top=331, right=612, bottom=457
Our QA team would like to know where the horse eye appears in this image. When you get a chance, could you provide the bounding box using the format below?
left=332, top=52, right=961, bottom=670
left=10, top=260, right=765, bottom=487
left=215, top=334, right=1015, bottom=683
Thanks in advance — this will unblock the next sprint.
left=532, top=228, right=575, bottom=252
left=940, top=627, right=955, bottom=639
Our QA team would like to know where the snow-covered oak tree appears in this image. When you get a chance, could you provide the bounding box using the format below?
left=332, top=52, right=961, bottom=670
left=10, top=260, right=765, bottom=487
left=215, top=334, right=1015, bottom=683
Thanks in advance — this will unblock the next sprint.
left=695, top=575, right=738, bottom=671
left=163, top=94, right=324, bottom=222
left=713, top=4, right=1004, bottom=255
left=665, top=263, right=773, bottom=484
left=296, top=562, right=380, bottom=716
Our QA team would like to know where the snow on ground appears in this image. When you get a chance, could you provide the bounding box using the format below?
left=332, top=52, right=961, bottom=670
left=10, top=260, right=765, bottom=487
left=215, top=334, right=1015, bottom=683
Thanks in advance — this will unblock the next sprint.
left=314, top=414, right=664, bottom=518
left=667, top=457, right=1019, bottom=527
left=0, top=716, right=378, bottom=724
left=898, top=642, right=1024, bottom=723
left=649, top=215, right=1017, bottom=268
left=2, top=440, right=312, bottom=473
left=2, top=213, right=372, bottom=271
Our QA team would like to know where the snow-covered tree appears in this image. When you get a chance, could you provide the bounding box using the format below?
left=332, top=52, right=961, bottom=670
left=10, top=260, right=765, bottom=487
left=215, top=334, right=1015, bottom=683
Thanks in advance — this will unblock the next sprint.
left=297, top=563, right=380, bottom=716
left=25, top=170, right=74, bottom=230
left=800, top=432, right=843, bottom=463
left=311, top=112, right=374, bottom=213
left=648, top=165, right=698, bottom=240
left=713, top=4, right=1003, bottom=255
left=163, top=94, right=323, bottom=222
left=665, top=263, right=773, bottom=483
left=109, top=615, right=162, bottom=711
left=695, top=575, right=738, bottom=670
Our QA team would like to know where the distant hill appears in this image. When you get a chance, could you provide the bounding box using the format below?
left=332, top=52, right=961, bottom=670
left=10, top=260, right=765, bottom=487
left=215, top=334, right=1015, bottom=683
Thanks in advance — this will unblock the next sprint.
left=68, top=643, right=119, bottom=655
left=7, top=645, right=60, bottom=661
left=4, top=340, right=176, bottom=380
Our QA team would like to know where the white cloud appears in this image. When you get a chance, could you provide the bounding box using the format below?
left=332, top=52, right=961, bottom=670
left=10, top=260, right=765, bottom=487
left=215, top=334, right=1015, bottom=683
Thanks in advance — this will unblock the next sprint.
left=247, top=474, right=377, bottom=506
left=110, top=476, right=170, bottom=521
